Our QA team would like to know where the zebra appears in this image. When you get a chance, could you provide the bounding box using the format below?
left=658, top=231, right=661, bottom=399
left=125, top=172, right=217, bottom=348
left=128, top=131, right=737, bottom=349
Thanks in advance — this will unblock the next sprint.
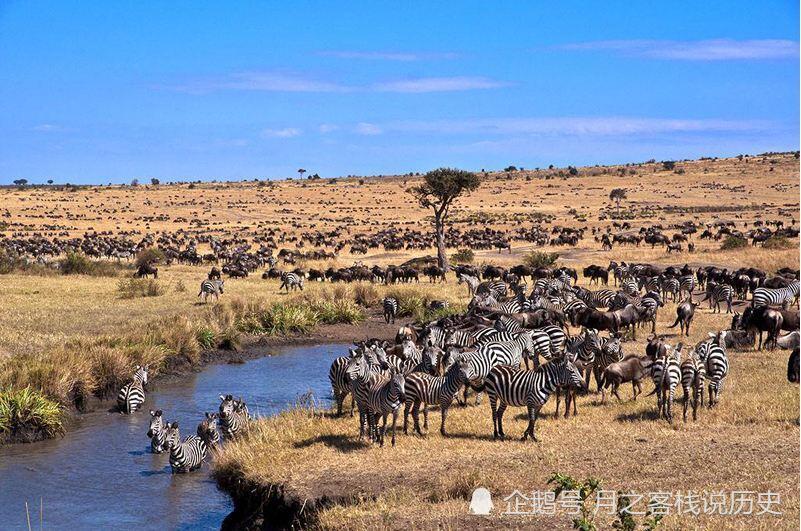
left=574, top=287, right=615, bottom=308
left=702, top=282, right=734, bottom=313
left=654, top=345, right=682, bottom=422
left=696, top=339, right=729, bottom=407
left=422, top=325, right=447, bottom=349
left=565, top=329, right=601, bottom=389
left=164, top=423, right=207, bottom=473
left=279, top=272, right=304, bottom=292
left=591, top=335, right=624, bottom=392
left=678, top=274, right=697, bottom=299
left=218, top=394, right=249, bottom=439
left=346, top=348, right=388, bottom=440
left=147, top=409, right=171, bottom=454
left=367, top=370, right=406, bottom=446
left=752, top=281, right=799, bottom=308
left=445, top=327, right=498, bottom=348
left=382, top=297, right=399, bottom=324
left=457, top=273, right=480, bottom=297
left=403, top=357, right=474, bottom=436
left=117, top=365, right=148, bottom=414
left=639, top=291, right=664, bottom=333
left=643, top=276, right=661, bottom=294
left=621, top=276, right=640, bottom=296
left=660, top=276, right=680, bottom=302
left=198, top=279, right=224, bottom=303
left=477, top=280, right=507, bottom=299
left=328, top=356, right=355, bottom=416
left=681, top=349, right=706, bottom=422
left=197, top=412, right=221, bottom=449
left=484, top=357, right=586, bottom=441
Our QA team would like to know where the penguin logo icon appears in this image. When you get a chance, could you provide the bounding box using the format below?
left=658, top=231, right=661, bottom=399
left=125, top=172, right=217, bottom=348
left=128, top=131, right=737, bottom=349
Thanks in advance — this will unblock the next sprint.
left=469, top=487, right=493, bottom=515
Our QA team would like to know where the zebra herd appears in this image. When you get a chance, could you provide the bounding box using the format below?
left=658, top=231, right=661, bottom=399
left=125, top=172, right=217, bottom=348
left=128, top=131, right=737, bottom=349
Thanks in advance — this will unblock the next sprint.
left=116, top=367, right=250, bottom=473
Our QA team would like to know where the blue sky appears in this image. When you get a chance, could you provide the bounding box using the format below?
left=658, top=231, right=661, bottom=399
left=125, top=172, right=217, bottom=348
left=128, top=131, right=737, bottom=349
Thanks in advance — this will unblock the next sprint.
left=0, top=1, right=798, bottom=184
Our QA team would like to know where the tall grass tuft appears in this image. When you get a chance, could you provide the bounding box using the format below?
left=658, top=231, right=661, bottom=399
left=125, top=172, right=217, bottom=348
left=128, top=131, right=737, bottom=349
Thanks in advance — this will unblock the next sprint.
left=0, top=387, right=64, bottom=441
left=720, top=236, right=748, bottom=250
left=116, top=278, right=165, bottom=298
left=522, top=251, right=560, bottom=268
left=352, top=283, right=380, bottom=307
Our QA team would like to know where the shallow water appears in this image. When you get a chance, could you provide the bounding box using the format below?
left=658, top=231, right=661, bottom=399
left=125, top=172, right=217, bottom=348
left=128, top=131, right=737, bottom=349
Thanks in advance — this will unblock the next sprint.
left=0, top=344, right=347, bottom=530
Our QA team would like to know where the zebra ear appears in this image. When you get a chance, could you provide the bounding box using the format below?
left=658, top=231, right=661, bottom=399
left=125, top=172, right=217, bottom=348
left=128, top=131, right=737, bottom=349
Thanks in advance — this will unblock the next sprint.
left=219, top=395, right=226, bottom=401
left=172, top=422, right=179, bottom=428
left=135, top=365, right=141, bottom=370
left=150, top=410, right=156, bottom=416
left=156, top=410, right=162, bottom=416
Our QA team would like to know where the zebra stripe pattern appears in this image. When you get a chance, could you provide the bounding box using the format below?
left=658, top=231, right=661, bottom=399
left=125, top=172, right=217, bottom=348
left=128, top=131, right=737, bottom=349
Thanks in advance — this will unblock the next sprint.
left=147, top=409, right=167, bottom=453
left=198, top=279, right=224, bottom=302
left=164, top=425, right=207, bottom=473
left=280, top=272, right=304, bottom=292
left=705, top=282, right=734, bottom=313
left=329, top=356, right=354, bottom=416
left=696, top=340, right=729, bottom=407
left=218, top=394, right=249, bottom=439
left=197, top=412, right=221, bottom=448
left=346, top=347, right=388, bottom=439
left=117, top=365, right=148, bottom=414
left=382, top=297, right=399, bottom=324
left=403, top=358, right=473, bottom=436
left=367, top=371, right=406, bottom=446
left=681, top=351, right=706, bottom=422
left=752, top=281, right=799, bottom=308
left=485, top=358, right=585, bottom=441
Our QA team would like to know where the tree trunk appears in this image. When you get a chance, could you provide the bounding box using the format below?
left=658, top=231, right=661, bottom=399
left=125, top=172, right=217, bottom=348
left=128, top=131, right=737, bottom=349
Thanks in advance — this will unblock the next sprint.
left=616, top=198, right=620, bottom=217
left=434, top=215, right=448, bottom=270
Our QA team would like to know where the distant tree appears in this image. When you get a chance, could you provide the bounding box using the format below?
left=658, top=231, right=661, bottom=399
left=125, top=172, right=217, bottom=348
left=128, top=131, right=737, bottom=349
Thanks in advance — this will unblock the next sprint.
left=297, top=168, right=306, bottom=179
left=568, top=166, right=579, bottom=176
left=409, top=168, right=481, bottom=270
left=47, top=179, right=53, bottom=185
left=131, top=178, right=140, bottom=187
left=12, top=179, right=28, bottom=186
left=609, top=188, right=628, bottom=216
left=504, top=165, right=518, bottom=172
left=548, top=164, right=554, bottom=170
left=151, top=178, right=160, bottom=186
left=662, top=160, right=676, bottom=171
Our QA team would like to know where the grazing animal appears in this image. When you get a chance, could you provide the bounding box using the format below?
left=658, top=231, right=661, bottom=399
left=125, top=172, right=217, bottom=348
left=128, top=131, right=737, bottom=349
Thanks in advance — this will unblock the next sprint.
left=752, top=281, right=799, bottom=308
left=367, top=370, right=406, bottom=447
left=328, top=356, right=354, bottom=416
left=403, top=357, right=474, bottom=436
left=117, top=365, right=149, bottom=414
left=701, top=282, right=734, bottom=314
left=740, top=305, right=784, bottom=350
left=198, top=279, right=224, bottom=303
left=601, top=355, right=651, bottom=403
left=279, top=272, right=304, bottom=292
left=485, top=357, right=586, bottom=441
left=457, top=273, right=480, bottom=297
left=134, top=263, right=158, bottom=279
left=696, top=338, right=729, bottom=407
left=668, top=298, right=698, bottom=336
left=164, top=423, right=207, bottom=473
left=218, top=394, right=249, bottom=439
left=382, top=297, right=399, bottom=324
left=788, top=347, right=800, bottom=383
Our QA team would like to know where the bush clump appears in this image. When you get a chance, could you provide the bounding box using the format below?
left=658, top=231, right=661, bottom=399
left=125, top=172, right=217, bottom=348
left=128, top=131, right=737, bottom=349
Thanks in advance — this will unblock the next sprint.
left=58, top=252, right=123, bottom=277
left=0, top=387, right=64, bottom=442
left=522, top=251, right=560, bottom=268
left=135, top=247, right=165, bottom=268
left=720, top=236, right=748, bottom=250
left=117, top=278, right=165, bottom=298
left=451, top=249, right=475, bottom=264
left=352, top=283, right=380, bottom=307
left=763, top=236, right=794, bottom=250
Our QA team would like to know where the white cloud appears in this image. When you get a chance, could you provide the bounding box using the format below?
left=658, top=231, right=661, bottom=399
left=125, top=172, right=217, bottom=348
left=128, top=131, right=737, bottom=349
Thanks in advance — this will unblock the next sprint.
left=318, top=50, right=459, bottom=61
left=32, top=124, right=68, bottom=132
left=261, top=127, right=303, bottom=138
left=558, top=39, right=798, bottom=60
left=355, top=122, right=382, bottom=135
left=372, top=76, right=509, bottom=93
left=318, top=123, right=339, bottom=134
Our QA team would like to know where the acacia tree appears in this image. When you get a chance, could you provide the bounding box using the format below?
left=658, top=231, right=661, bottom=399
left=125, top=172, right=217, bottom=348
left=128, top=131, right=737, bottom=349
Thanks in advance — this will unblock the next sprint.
left=409, top=168, right=481, bottom=270
left=297, top=168, right=306, bottom=179
left=609, top=188, right=628, bottom=216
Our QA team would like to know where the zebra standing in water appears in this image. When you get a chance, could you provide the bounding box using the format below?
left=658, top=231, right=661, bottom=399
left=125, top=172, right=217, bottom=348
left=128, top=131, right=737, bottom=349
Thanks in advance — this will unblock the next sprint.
left=403, top=356, right=475, bottom=436
left=696, top=338, right=729, bottom=407
left=218, top=394, right=249, bottom=439
left=367, top=370, right=406, bottom=447
left=681, top=348, right=706, bottom=422
left=328, top=356, right=354, bottom=416
left=147, top=410, right=173, bottom=453
left=279, top=272, right=304, bottom=292
left=485, top=357, right=586, bottom=441
left=164, top=423, right=207, bottom=473
left=382, top=297, right=399, bottom=324
left=198, top=279, right=224, bottom=303
left=702, top=282, right=734, bottom=313
left=117, top=365, right=149, bottom=414
left=197, top=412, right=221, bottom=449
left=752, top=281, right=800, bottom=307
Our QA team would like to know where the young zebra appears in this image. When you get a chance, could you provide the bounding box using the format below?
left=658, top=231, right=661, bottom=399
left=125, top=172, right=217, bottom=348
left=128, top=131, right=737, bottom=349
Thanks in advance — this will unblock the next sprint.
left=198, top=279, right=224, bottom=303
left=752, top=281, right=800, bottom=308
left=403, top=357, right=474, bottom=436
left=117, top=365, right=149, bottom=414
left=164, top=423, right=207, bottom=473
left=680, top=349, right=706, bottom=422
left=382, top=297, right=399, bottom=324
left=328, top=356, right=355, bottom=417
left=367, top=370, right=406, bottom=447
left=696, top=339, right=729, bottom=407
left=457, top=273, right=480, bottom=297
left=485, top=357, right=586, bottom=441
left=218, top=394, right=249, bottom=439
left=197, top=412, right=221, bottom=449
left=147, top=410, right=171, bottom=453
left=702, top=282, right=734, bottom=313
left=346, top=347, right=388, bottom=440
left=654, top=345, right=682, bottom=422
left=279, top=272, right=304, bottom=292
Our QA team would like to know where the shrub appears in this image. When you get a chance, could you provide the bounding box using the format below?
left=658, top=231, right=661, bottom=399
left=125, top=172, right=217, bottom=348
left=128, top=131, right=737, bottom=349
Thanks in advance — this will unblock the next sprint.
left=195, top=326, right=217, bottom=350
left=763, top=236, right=794, bottom=250
left=352, top=283, right=380, bottom=307
left=720, top=236, right=748, bottom=250
left=522, top=251, right=559, bottom=269
left=217, top=326, right=241, bottom=351
left=451, top=249, right=474, bottom=264
left=174, top=279, right=186, bottom=292
left=59, top=252, right=95, bottom=275
left=0, top=387, right=64, bottom=442
left=117, top=278, right=165, bottom=298
left=153, top=315, right=202, bottom=365
left=135, top=247, right=165, bottom=268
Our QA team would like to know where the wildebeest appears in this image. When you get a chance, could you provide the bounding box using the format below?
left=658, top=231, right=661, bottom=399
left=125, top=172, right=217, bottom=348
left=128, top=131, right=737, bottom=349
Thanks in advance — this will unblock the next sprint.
left=668, top=298, right=697, bottom=336
left=737, top=305, right=783, bottom=350
left=135, top=263, right=158, bottom=278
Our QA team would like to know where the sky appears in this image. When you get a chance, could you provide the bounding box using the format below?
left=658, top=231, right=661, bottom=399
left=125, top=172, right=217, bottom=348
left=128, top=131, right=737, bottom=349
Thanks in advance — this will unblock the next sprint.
left=0, top=1, right=798, bottom=184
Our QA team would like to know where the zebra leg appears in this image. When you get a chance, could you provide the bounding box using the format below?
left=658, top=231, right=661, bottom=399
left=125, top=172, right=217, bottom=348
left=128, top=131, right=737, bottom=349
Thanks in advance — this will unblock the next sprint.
left=390, top=410, right=399, bottom=447
left=554, top=389, right=562, bottom=418
left=422, top=404, right=429, bottom=431
left=379, top=413, right=388, bottom=447
left=693, top=384, right=700, bottom=421
left=682, top=386, right=690, bottom=422
left=440, top=403, right=449, bottom=436
left=496, top=403, right=507, bottom=441
left=335, top=391, right=343, bottom=416
left=403, top=401, right=411, bottom=435
left=413, top=402, right=423, bottom=435
left=349, top=395, right=355, bottom=417
left=571, top=391, right=578, bottom=417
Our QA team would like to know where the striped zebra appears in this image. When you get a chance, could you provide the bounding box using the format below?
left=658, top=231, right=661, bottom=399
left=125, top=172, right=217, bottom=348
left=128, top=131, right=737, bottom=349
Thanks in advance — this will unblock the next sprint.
left=346, top=348, right=388, bottom=439
left=403, top=357, right=474, bottom=436
left=197, top=412, right=221, bottom=449
left=164, top=424, right=207, bottom=473
left=382, top=297, right=399, bottom=324
left=198, top=279, right=224, bottom=303
left=422, top=325, right=447, bottom=349
left=117, top=365, right=148, bottom=414
left=279, top=272, right=304, bottom=292
left=643, top=276, right=661, bottom=294
left=639, top=291, right=663, bottom=333
left=574, top=287, right=615, bottom=308
left=329, top=356, right=354, bottom=416
left=660, top=276, right=680, bottom=302
left=457, top=273, right=481, bottom=297
left=591, top=336, right=624, bottom=392
left=218, top=394, right=249, bottom=439
left=485, top=357, right=586, bottom=441
left=702, top=282, right=734, bottom=314
left=696, top=339, right=729, bottom=407
left=367, top=370, right=405, bottom=446
left=147, top=409, right=171, bottom=454
left=621, top=276, right=640, bottom=296
left=565, top=329, right=601, bottom=389
left=655, top=346, right=682, bottom=422
left=752, top=281, right=799, bottom=308
left=477, top=280, right=508, bottom=299
left=445, top=327, right=499, bottom=348
left=681, top=349, right=706, bottom=422
left=679, top=274, right=697, bottom=299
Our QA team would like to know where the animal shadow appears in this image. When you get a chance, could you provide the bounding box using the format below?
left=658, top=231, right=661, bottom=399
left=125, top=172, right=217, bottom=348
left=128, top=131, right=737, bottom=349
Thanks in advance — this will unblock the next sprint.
left=615, top=409, right=661, bottom=422
left=293, top=434, right=369, bottom=452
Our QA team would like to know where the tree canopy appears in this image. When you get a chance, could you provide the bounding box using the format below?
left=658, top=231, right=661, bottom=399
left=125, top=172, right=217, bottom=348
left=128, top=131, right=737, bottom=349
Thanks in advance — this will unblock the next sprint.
left=409, top=168, right=481, bottom=215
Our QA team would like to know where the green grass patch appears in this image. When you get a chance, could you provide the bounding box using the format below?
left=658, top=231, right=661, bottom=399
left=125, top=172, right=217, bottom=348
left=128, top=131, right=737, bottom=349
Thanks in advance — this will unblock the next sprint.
left=0, top=387, right=64, bottom=442
left=720, top=235, right=748, bottom=250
